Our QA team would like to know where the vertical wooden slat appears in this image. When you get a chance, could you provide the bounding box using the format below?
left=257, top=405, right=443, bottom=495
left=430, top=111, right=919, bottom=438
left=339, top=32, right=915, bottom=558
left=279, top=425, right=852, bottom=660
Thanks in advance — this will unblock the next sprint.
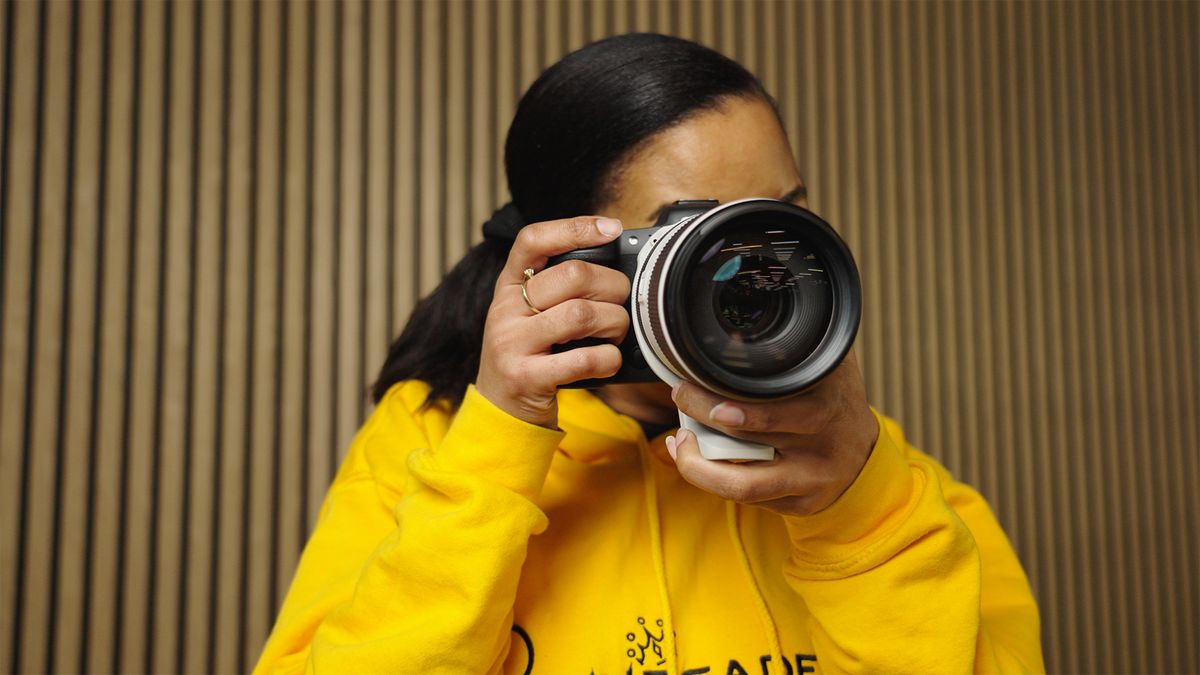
left=305, top=0, right=335, bottom=545
left=209, top=1, right=252, bottom=671
left=115, top=0, right=160, bottom=669
left=273, top=0, right=308, bottom=633
left=82, top=1, right=126, bottom=671
left=444, top=0, right=467, bottom=270
left=334, top=0, right=362, bottom=471
left=394, top=0, right=417, bottom=332
left=242, top=0, right=280, bottom=666
left=0, top=16, right=18, bottom=660
left=417, top=0, right=440, bottom=294
left=1093, top=7, right=1134, bottom=669
left=16, top=2, right=66, bottom=672
left=912, top=3, right=942, bottom=470
left=469, top=0, right=493, bottom=246
left=176, top=0, right=224, bottom=669
left=364, top=0, right=390, bottom=391
left=928, top=1, right=964, bottom=483
left=144, top=0, right=190, bottom=668
left=564, top=0, right=585, bottom=54
left=853, top=0, right=880, bottom=420
left=50, top=0, right=98, bottom=671
left=997, top=0, right=1034, bottom=605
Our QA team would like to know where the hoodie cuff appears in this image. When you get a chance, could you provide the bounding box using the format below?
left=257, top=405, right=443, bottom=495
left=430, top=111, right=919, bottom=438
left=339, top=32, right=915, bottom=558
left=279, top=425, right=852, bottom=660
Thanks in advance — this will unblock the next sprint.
left=429, top=385, right=565, bottom=502
left=782, top=407, right=924, bottom=573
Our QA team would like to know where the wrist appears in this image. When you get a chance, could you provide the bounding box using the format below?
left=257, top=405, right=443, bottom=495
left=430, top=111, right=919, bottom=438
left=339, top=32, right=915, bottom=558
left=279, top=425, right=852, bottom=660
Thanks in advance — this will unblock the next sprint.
left=475, top=373, right=559, bottom=430
left=783, top=407, right=919, bottom=568
left=431, top=384, right=565, bottom=501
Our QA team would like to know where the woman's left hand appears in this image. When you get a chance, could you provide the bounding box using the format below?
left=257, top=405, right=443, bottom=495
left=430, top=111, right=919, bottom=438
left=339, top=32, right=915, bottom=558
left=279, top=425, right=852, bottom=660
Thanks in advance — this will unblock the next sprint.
left=667, top=348, right=880, bottom=517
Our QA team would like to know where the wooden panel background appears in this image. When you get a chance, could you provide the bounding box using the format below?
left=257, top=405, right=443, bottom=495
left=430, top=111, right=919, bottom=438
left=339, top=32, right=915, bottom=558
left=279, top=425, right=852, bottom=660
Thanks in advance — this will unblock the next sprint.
left=1, top=1, right=1197, bottom=672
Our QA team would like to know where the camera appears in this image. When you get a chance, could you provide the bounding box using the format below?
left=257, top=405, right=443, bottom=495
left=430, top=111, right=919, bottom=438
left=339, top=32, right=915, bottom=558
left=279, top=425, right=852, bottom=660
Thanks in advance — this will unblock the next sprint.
left=548, top=198, right=862, bottom=460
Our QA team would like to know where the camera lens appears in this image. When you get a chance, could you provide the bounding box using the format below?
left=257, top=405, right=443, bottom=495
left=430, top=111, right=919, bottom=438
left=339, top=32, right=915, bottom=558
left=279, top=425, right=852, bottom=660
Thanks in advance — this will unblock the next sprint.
left=637, top=199, right=859, bottom=400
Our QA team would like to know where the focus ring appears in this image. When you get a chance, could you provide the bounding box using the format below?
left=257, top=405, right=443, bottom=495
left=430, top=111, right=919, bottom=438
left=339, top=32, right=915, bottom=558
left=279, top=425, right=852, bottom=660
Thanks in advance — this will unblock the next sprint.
left=643, top=219, right=698, bottom=383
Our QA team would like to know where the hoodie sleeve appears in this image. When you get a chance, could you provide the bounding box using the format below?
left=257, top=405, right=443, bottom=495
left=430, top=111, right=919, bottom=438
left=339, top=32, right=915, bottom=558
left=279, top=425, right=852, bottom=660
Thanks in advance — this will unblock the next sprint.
left=254, top=384, right=564, bottom=675
left=780, top=409, right=1045, bottom=674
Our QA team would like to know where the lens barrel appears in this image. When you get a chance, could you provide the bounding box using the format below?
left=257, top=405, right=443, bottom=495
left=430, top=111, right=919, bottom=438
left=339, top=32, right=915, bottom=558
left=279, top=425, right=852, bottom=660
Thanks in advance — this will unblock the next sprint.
left=636, top=199, right=860, bottom=400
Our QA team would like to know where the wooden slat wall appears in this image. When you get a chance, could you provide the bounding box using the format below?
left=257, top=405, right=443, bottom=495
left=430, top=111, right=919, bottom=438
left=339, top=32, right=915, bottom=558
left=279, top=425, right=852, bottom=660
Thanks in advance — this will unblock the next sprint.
left=1, top=1, right=1197, bottom=672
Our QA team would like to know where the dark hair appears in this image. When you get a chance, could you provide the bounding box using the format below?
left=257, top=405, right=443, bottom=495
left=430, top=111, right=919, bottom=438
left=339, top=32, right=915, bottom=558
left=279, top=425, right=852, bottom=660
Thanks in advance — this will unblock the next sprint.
left=372, top=33, right=776, bottom=408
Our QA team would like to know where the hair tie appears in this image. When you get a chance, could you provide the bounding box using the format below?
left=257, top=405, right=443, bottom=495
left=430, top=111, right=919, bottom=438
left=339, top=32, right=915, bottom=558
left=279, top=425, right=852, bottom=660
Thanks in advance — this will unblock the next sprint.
left=482, top=202, right=527, bottom=242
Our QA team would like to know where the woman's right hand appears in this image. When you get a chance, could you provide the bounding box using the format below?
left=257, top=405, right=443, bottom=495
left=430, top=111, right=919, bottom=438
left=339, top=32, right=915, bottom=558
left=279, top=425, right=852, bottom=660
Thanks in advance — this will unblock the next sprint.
left=475, top=215, right=632, bottom=429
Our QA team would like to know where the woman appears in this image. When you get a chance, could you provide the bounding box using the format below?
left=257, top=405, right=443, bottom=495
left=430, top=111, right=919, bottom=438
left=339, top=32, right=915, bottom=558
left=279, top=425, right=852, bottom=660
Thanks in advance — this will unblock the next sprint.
left=256, top=34, right=1043, bottom=674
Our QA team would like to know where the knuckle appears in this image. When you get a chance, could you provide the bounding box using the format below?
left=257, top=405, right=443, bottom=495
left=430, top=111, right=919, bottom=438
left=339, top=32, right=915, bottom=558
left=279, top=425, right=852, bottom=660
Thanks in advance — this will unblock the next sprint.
left=616, top=270, right=633, bottom=297
left=573, top=348, right=600, bottom=376
left=673, top=390, right=701, bottom=418
left=560, top=259, right=591, bottom=289
left=513, top=222, right=540, bottom=251
left=613, top=307, right=631, bottom=333
left=569, top=215, right=594, bottom=242
left=494, top=358, right=520, bottom=383
left=483, top=324, right=508, bottom=351
left=597, top=302, right=627, bottom=329
left=563, top=300, right=594, bottom=329
left=487, top=319, right=520, bottom=353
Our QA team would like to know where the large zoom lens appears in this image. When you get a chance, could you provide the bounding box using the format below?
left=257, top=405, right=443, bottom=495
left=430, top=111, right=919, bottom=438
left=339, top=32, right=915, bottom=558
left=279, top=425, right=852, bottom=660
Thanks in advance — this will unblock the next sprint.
left=637, top=199, right=860, bottom=400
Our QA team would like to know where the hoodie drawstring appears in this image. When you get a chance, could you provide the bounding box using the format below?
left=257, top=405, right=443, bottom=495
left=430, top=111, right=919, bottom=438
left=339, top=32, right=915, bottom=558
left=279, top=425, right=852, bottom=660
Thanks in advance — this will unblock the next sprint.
left=639, top=442, right=679, bottom=675
left=727, top=501, right=786, bottom=675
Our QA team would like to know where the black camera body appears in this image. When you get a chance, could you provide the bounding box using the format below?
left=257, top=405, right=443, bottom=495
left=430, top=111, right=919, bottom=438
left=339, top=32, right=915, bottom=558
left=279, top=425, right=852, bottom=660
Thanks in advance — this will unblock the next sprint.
left=548, top=198, right=861, bottom=404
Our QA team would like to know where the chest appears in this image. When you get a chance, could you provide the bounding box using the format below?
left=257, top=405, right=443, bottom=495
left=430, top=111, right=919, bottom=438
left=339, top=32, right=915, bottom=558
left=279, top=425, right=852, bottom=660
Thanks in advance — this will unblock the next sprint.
left=507, top=455, right=818, bottom=674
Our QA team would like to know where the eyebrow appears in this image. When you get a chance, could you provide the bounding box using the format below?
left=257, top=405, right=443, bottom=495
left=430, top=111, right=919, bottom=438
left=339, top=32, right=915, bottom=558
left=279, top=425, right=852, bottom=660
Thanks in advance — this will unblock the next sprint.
left=645, top=183, right=808, bottom=224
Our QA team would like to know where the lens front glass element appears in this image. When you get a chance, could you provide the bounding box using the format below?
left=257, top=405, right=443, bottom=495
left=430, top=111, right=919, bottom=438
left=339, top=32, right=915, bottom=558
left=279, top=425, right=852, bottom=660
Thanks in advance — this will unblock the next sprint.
left=682, top=220, right=833, bottom=377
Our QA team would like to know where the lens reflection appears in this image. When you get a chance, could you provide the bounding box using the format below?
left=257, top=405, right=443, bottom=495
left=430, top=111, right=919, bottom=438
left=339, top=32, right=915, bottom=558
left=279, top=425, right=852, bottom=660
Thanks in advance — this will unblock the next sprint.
left=714, top=254, right=787, bottom=339
left=683, top=224, right=833, bottom=377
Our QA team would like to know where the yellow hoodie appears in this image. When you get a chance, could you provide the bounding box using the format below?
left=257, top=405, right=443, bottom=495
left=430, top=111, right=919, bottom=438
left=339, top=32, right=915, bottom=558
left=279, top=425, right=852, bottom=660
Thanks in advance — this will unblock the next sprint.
left=256, top=381, right=1044, bottom=674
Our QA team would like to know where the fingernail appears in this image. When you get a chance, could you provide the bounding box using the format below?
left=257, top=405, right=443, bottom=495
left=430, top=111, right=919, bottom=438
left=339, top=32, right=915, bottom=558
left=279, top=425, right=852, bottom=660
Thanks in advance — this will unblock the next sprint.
left=665, top=435, right=677, bottom=460
left=596, top=217, right=623, bottom=237
left=709, top=402, right=745, bottom=426
left=671, top=381, right=683, bottom=400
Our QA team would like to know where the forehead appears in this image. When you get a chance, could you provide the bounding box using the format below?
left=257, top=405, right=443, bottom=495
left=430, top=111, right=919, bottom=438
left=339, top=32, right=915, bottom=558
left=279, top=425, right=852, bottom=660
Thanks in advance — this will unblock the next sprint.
left=605, top=96, right=802, bottom=227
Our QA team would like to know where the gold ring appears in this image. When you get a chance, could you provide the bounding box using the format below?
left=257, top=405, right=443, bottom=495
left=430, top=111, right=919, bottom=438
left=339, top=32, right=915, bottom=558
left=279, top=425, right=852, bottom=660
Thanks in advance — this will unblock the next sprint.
left=521, top=267, right=542, bottom=314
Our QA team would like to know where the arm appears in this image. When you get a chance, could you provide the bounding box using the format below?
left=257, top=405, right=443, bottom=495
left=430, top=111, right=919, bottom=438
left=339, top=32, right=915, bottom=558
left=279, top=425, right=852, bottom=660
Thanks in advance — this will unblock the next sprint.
left=667, top=348, right=1044, bottom=673
left=254, top=383, right=563, bottom=674
left=256, top=214, right=631, bottom=673
left=780, top=411, right=1045, bottom=673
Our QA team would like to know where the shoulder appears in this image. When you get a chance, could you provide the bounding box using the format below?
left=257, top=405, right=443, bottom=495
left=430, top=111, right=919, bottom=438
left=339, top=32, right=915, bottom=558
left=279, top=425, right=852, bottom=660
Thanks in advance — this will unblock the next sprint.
left=875, top=410, right=1012, bottom=550
left=336, top=380, right=457, bottom=500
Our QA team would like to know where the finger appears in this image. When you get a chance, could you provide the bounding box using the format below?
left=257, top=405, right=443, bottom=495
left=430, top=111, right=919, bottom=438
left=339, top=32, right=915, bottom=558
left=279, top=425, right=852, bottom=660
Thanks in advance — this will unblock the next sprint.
left=529, top=298, right=630, bottom=348
left=668, top=429, right=793, bottom=503
left=524, top=259, right=632, bottom=308
left=540, top=343, right=622, bottom=385
left=501, top=215, right=624, bottom=283
left=670, top=380, right=832, bottom=437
